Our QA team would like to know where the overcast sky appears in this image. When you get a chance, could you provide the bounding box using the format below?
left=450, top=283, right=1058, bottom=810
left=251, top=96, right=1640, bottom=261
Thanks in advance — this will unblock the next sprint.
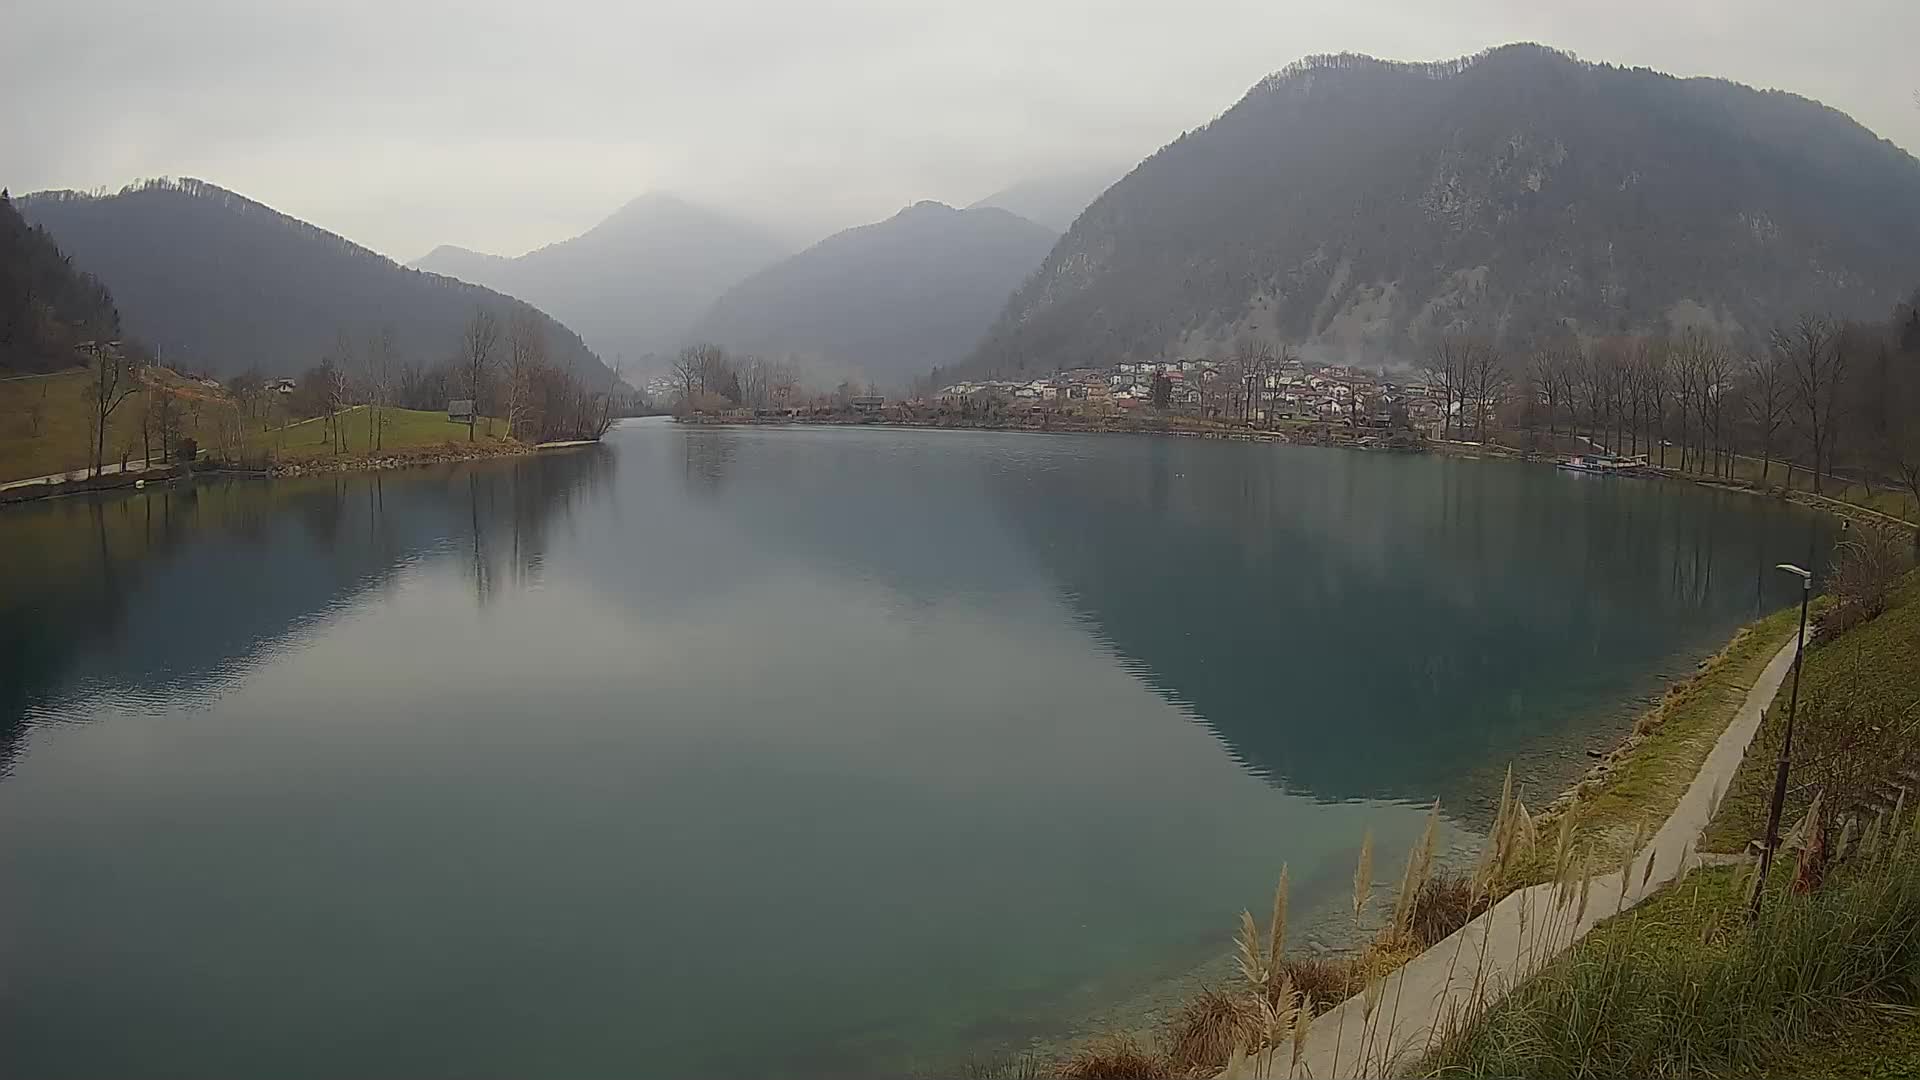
left=5, top=0, right=1916, bottom=261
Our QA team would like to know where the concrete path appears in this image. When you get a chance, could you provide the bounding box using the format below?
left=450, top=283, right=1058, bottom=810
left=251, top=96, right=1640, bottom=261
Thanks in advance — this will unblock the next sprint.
left=1282, top=629, right=1802, bottom=1079
left=0, top=457, right=167, bottom=492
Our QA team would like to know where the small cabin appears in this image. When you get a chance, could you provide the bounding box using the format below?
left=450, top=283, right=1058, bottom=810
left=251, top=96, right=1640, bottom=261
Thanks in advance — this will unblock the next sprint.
left=849, top=395, right=885, bottom=414
left=447, top=399, right=475, bottom=423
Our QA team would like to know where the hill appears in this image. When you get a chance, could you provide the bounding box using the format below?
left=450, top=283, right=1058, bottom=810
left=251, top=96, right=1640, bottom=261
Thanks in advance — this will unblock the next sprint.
left=962, top=44, right=1920, bottom=378
left=686, top=201, right=1057, bottom=389
left=414, top=192, right=787, bottom=369
left=968, top=168, right=1120, bottom=232
left=0, top=191, right=122, bottom=373
left=16, top=180, right=611, bottom=384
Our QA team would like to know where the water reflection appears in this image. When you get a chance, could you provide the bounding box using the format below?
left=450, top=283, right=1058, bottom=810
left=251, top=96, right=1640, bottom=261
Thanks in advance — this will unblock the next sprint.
left=0, top=448, right=612, bottom=776
left=988, top=438, right=1834, bottom=804
left=0, top=423, right=1844, bottom=1079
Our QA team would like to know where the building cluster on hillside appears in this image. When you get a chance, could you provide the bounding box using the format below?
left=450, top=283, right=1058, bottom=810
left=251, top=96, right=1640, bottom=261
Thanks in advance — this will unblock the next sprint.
left=935, top=356, right=1449, bottom=430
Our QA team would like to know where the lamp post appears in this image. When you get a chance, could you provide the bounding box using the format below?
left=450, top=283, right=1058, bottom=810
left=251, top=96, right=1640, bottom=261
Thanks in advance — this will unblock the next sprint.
left=1751, top=561, right=1813, bottom=920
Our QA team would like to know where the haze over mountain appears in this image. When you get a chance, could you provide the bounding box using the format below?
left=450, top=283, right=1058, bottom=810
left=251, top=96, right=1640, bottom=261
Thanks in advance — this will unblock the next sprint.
left=964, top=44, right=1920, bottom=379
left=686, top=201, right=1056, bottom=389
left=16, top=179, right=611, bottom=383
left=968, top=168, right=1121, bottom=232
left=415, top=193, right=787, bottom=371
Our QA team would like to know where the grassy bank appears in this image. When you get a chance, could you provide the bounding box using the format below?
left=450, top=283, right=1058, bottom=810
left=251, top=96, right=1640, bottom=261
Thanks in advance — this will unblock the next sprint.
left=0, top=368, right=229, bottom=483
left=240, top=406, right=520, bottom=467
left=1420, top=845, right=1920, bottom=1078
left=1653, top=451, right=1919, bottom=526
left=1703, top=568, right=1920, bottom=855
left=1502, top=604, right=1804, bottom=885
left=1415, top=560, right=1920, bottom=1078
left=0, top=368, right=532, bottom=495
left=971, top=591, right=1830, bottom=1078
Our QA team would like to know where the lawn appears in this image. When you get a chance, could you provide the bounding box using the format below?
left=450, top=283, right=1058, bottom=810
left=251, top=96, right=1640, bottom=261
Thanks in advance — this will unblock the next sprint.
left=2, top=370, right=515, bottom=482
left=1702, top=569, right=1920, bottom=854
left=1662, top=449, right=1919, bottom=525
left=0, top=368, right=234, bottom=484
left=240, top=406, right=514, bottom=465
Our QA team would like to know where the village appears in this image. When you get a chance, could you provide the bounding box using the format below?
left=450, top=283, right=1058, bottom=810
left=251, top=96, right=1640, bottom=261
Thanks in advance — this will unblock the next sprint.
left=931, top=355, right=1448, bottom=430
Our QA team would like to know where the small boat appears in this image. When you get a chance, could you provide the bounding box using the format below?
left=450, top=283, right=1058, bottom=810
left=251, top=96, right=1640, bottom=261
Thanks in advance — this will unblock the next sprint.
left=1558, top=453, right=1645, bottom=475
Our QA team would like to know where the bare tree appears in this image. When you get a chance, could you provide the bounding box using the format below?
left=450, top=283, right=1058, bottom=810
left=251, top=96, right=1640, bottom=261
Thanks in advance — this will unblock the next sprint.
left=1424, top=336, right=1474, bottom=440
left=329, top=329, right=356, bottom=454
left=1698, top=338, right=1734, bottom=478
left=364, top=324, right=398, bottom=452
left=1744, top=347, right=1790, bottom=486
left=1527, top=348, right=1563, bottom=442
left=458, top=307, right=500, bottom=441
left=670, top=346, right=703, bottom=413
left=80, top=340, right=141, bottom=477
left=1775, top=315, right=1847, bottom=494
left=503, top=311, right=547, bottom=440
left=146, top=389, right=181, bottom=463
left=1465, top=341, right=1508, bottom=442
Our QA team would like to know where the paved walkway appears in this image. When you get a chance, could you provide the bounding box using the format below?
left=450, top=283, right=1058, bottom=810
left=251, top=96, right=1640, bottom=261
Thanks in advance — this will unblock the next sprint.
left=1283, top=630, right=1803, bottom=1078
left=0, top=457, right=167, bottom=492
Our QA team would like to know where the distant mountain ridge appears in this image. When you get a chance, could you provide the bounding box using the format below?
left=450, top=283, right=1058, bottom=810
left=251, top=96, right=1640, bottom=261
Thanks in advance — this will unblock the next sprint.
left=414, top=192, right=787, bottom=367
left=17, top=179, right=610, bottom=382
left=968, top=168, right=1121, bottom=232
left=962, top=44, right=1920, bottom=378
left=685, top=201, right=1057, bottom=389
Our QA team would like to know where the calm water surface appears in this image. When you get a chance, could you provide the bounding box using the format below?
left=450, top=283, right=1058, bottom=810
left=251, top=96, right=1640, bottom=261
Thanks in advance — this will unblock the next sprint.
left=0, top=420, right=1833, bottom=1077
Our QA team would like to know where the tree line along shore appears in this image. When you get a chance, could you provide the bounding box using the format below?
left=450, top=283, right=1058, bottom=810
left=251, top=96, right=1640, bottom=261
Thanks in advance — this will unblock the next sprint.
left=0, top=306, right=632, bottom=501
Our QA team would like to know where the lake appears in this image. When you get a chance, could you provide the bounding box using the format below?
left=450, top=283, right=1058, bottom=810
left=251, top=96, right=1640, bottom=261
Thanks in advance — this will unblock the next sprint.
left=0, top=420, right=1833, bottom=1078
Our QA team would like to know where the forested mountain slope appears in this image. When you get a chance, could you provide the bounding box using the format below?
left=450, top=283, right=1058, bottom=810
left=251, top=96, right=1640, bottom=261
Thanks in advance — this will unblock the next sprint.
left=18, top=180, right=609, bottom=381
left=0, top=191, right=121, bottom=373
left=963, top=44, right=1920, bottom=378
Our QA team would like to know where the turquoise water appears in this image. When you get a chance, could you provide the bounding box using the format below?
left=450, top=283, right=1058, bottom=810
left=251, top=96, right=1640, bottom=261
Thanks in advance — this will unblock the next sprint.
left=0, top=420, right=1832, bottom=1077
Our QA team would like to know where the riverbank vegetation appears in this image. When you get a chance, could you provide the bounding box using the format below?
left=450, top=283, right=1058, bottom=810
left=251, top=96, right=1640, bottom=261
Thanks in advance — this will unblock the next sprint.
left=1003, top=535, right=1914, bottom=1080
left=1410, top=556, right=1920, bottom=1078
left=2, top=306, right=628, bottom=489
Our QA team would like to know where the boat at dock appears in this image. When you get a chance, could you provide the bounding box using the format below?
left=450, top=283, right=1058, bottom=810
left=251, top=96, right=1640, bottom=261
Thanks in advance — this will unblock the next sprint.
left=1558, top=453, right=1647, bottom=475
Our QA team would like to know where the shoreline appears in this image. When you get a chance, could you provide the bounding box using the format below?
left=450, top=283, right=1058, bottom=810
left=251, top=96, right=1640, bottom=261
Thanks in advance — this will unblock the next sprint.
left=0, top=438, right=599, bottom=507
left=675, top=412, right=1520, bottom=462
left=1006, top=595, right=1816, bottom=1077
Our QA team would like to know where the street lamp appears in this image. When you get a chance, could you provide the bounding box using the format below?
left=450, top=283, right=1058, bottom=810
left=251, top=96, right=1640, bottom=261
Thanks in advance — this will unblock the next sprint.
left=1751, top=561, right=1813, bottom=920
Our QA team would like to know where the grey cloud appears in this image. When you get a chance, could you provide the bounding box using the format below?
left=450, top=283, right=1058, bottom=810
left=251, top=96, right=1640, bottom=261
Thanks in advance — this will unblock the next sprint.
left=4, top=0, right=1916, bottom=259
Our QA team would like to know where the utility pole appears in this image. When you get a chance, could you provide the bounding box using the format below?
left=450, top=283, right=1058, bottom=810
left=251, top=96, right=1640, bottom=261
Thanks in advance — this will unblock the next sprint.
left=1751, top=561, right=1813, bottom=920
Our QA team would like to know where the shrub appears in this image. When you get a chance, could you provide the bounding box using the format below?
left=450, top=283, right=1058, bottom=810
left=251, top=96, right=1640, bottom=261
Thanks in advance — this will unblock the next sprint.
left=1815, top=526, right=1906, bottom=638
left=1404, top=871, right=1491, bottom=949
left=1161, top=988, right=1256, bottom=1073
left=1056, top=1036, right=1174, bottom=1080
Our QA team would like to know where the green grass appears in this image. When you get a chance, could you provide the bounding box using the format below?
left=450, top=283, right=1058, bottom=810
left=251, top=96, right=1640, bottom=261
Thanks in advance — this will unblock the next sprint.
left=0, top=369, right=229, bottom=483
left=1505, top=604, right=1803, bottom=884
left=1421, top=840, right=1920, bottom=1078
left=1703, top=570, right=1920, bottom=854
left=1660, top=449, right=1919, bottom=525
left=240, top=406, right=512, bottom=465
left=1761, top=1006, right=1920, bottom=1079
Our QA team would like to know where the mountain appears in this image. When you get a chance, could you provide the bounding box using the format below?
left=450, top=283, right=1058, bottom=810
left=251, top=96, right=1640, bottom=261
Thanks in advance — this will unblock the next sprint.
left=963, top=44, right=1920, bottom=378
left=414, top=193, right=787, bottom=368
left=16, top=179, right=610, bottom=383
left=0, top=191, right=122, bottom=373
left=968, top=168, right=1121, bottom=232
left=686, top=201, right=1057, bottom=388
